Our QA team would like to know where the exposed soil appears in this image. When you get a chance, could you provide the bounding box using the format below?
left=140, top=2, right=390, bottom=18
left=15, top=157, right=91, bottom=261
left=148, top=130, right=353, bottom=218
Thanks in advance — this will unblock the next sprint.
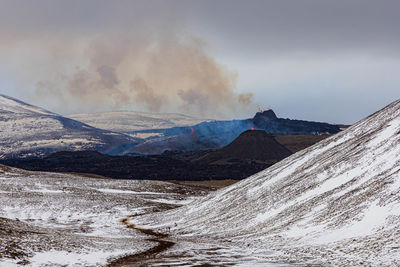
left=107, top=216, right=175, bottom=267
left=0, top=217, right=95, bottom=265
left=273, top=134, right=331, bottom=153
left=194, top=130, right=292, bottom=164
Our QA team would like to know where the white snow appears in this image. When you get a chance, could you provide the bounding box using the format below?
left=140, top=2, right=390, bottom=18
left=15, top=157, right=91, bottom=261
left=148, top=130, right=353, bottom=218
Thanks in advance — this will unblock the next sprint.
left=30, top=250, right=129, bottom=267
left=0, top=94, right=138, bottom=158
left=0, top=167, right=204, bottom=266
left=2, top=94, right=400, bottom=266
left=25, top=188, right=64, bottom=194
left=148, top=197, right=198, bottom=205
left=367, top=117, right=400, bottom=148
left=0, top=94, right=54, bottom=115
left=315, top=200, right=400, bottom=244
left=95, top=188, right=174, bottom=195
left=135, top=98, right=400, bottom=266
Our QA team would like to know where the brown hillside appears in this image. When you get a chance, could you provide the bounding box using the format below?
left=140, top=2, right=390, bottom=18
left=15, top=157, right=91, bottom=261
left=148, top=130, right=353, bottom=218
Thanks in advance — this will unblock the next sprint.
left=273, top=134, right=331, bottom=153
left=194, top=130, right=292, bottom=165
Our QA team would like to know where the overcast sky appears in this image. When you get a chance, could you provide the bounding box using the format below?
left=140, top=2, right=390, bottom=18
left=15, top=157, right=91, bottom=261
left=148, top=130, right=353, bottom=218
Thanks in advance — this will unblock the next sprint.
left=0, top=0, right=399, bottom=124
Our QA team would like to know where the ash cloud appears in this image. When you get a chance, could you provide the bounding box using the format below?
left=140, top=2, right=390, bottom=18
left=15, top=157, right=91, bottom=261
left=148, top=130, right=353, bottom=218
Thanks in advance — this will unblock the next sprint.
left=131, top=78, right=165, bottom=112
left=31, top=33, right=252, bottom=117
left=0, top=1, right=254, bottom=118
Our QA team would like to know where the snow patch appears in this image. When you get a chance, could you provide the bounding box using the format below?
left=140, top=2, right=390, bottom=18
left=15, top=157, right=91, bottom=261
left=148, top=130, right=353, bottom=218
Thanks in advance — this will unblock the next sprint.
left=30, top=249, right=127, bottom=267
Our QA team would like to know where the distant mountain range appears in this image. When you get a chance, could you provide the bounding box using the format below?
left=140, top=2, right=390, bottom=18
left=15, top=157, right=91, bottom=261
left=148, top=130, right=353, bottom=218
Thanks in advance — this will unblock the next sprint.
left=0, top=94, right=141, bottom=159
left=68, top=111, right=209, bottom=134
left=0, top=94, right=342, bottom=159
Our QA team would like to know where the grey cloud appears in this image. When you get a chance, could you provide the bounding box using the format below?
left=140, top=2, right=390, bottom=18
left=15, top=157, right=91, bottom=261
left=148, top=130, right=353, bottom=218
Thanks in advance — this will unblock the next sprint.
left=0, top=0, right=399, bottom=122
left=2, top=0, right=399, bottom=57
left=184, top=0, right=400, bottom=57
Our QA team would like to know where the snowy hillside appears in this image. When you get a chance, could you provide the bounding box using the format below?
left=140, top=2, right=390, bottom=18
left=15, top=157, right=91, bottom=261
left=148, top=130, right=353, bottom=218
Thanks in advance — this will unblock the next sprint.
left=68, top=111, right=209, bottom=134
left=0, top=95, right=140, bottom=159
left=0, top=94, right=55, bottom=115
left=0, top=164, right=207, bottom=266
left=137, top=99, right=400, bottom=266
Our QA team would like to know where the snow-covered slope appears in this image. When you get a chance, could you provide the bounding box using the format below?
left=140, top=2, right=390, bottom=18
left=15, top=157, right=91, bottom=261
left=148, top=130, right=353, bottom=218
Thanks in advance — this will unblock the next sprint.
left=0, top=94, right=55, bottom=115
left=0, top=95, right=140, bottom=159
left=137, top=99, right=400, bottom=266
left=0, top=164, right=206, bottom=266
left=68, top=111, right=209, bottom=134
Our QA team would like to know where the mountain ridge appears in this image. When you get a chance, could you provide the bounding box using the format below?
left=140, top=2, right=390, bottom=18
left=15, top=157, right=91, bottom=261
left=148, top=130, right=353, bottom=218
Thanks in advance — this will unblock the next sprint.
left=0, top=94, right=343, bottom=159
left=0, top=94, right=141, bottom=159
left=0, top=94, right=55, bottom=115
left=68, top=111, right=210, bottom=134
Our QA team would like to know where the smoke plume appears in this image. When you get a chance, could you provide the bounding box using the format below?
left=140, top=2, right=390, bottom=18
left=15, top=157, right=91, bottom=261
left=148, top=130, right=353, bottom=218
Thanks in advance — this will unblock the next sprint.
left=26, top=32, right=253, bottom=117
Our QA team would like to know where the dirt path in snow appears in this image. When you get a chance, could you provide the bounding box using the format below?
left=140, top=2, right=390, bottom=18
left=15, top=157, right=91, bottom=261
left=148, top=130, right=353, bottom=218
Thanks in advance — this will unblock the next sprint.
left=106, top=216, right=175, bottom=267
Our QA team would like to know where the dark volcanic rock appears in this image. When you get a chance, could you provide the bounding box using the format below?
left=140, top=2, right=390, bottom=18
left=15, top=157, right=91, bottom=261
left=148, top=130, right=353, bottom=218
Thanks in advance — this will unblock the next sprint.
left=251, top=110, right=339, bottom=135
left=252, top=109, right=278, bottom=126
left=2, top=130, right=294, bottom=181
left=1, top=129, right=333, bottom=181
left=1, top=150, right=271, bottom=181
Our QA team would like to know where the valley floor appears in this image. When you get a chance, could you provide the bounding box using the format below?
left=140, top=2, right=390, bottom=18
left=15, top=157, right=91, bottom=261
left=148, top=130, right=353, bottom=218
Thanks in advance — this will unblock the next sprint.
left=0, top=165, right=212, bottom=266
left=2, top=163, right=398, bottom=266
left=0, top=166, right=283, bottom=266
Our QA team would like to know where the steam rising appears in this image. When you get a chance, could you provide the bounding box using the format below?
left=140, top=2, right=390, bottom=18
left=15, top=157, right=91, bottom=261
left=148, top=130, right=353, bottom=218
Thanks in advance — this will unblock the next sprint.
left=31, top=33, right=253, bottom=117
